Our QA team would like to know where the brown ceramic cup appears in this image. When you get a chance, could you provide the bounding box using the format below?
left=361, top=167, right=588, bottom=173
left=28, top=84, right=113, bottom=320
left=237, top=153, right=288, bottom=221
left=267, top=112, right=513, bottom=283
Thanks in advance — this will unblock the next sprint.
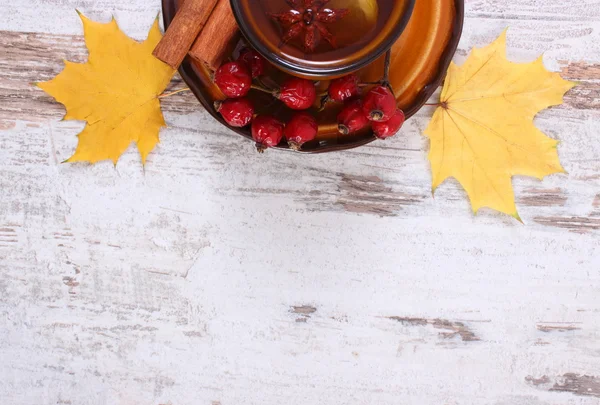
left=230, top=0, right=416, bottom=79
left=162, top=0, right=463, bottom=153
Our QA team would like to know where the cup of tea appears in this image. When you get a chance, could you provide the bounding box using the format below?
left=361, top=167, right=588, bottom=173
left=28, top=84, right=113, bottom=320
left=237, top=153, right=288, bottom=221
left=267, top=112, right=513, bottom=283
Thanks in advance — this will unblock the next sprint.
left=230, top=0, right=416, bottom=79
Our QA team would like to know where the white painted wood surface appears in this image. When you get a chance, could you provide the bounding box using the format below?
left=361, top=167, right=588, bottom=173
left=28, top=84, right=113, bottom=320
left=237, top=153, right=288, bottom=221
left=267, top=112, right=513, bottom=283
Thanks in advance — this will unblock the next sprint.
left=1, top=1, right=600, bottom=404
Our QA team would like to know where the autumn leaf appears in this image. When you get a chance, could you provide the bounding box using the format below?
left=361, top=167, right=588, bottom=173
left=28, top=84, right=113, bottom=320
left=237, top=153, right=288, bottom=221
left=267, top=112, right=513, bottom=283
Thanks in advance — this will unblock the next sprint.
left=38, top=12, right=176, bottom=164
left=423, top=30, right=575, bottom=219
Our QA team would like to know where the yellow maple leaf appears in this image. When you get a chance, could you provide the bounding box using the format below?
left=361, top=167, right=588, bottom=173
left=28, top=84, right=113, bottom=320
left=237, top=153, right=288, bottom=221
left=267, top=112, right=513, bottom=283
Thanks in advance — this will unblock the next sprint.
left=424, top=30, right=575, bottom=219
left=38, top=12, right=175, bottom=164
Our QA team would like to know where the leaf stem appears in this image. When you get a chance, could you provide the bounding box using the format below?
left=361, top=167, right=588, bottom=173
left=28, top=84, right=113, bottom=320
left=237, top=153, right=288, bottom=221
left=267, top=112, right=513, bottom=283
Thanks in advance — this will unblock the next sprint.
left=158, top=88, right=191, bottom=98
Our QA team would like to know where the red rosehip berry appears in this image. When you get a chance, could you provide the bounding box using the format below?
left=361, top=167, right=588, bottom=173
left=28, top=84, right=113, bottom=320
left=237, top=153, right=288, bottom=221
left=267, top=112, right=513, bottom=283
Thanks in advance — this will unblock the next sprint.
left=328, top=74, right=360, bottom=102
left=251, top=115, right=285, bottom=153
left=238, top=48, right=267, bottom=78
left=284, top=112, right=318, bottom=151
left=362, top=85, right=396, bottom=122
left=337, top=99, right=370, bottom=135
left=214, top=98, right=255, bottom=128
left=214, top=61, right=252, bottom=98
left=372, top=109, right=406, bottom=139
left=276, top=77, right=316, bottom=110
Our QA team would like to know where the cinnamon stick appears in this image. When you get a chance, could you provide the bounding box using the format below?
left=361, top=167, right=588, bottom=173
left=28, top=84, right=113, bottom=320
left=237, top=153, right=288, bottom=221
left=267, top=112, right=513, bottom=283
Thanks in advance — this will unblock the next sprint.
left=189, top=0, right=240, bottom=72
left=153, top=0, right=219, bottom=69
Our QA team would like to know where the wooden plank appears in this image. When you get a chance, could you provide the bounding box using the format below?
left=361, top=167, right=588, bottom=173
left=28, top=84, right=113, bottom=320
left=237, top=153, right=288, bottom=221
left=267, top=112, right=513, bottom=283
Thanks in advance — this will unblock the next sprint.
left=1, top=28, right=599, bottom=226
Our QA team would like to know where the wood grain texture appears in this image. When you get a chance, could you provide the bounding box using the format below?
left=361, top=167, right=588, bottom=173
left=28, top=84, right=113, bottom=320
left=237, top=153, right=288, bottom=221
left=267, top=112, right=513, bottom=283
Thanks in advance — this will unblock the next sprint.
left=0, top=1, right=600, bottom=404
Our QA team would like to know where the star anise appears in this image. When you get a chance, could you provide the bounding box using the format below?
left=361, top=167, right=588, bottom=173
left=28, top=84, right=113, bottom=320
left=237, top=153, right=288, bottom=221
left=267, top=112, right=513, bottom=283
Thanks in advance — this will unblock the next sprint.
left=269, top=0, right=350, bottom=53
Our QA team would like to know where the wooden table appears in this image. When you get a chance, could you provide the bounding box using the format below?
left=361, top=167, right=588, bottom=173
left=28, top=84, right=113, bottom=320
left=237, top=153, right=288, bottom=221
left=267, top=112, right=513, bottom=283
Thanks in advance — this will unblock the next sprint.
left=1, top=1, right=599, bottom=404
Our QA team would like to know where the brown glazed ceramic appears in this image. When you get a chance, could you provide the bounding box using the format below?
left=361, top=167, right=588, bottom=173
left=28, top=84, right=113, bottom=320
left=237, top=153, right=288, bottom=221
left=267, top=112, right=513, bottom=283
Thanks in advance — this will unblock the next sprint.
left=161, top=0, right=464, bottom=153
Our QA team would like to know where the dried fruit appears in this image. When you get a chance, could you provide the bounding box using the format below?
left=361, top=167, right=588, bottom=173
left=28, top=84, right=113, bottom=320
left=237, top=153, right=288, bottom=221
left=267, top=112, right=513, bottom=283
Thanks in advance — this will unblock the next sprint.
left=214, top=61, right=252, bottom=98
left=372, top=109, right=405, bottom=139
left=362, top=85, right=396, bottom=122
left=276, top=77, right=317, bottom=110
left=268, top=0, right=350, bottom=53
left=214, top=98, right=255, bottom=127
left=337, top=99, right=370, bottom=135
left=328, top=74, right=360, bottom=102
left=251, top=115, right=285, bottom=152
left=284, top=112, right=318, bottom=150
left=238, top=48, right=267, bottom=78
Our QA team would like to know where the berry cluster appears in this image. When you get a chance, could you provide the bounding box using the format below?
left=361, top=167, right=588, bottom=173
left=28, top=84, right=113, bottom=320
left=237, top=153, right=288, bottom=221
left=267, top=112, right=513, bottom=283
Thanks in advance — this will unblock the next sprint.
left=213, top=48, right=405, bottom=153
left=332, top=78, right=405, bottom=140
